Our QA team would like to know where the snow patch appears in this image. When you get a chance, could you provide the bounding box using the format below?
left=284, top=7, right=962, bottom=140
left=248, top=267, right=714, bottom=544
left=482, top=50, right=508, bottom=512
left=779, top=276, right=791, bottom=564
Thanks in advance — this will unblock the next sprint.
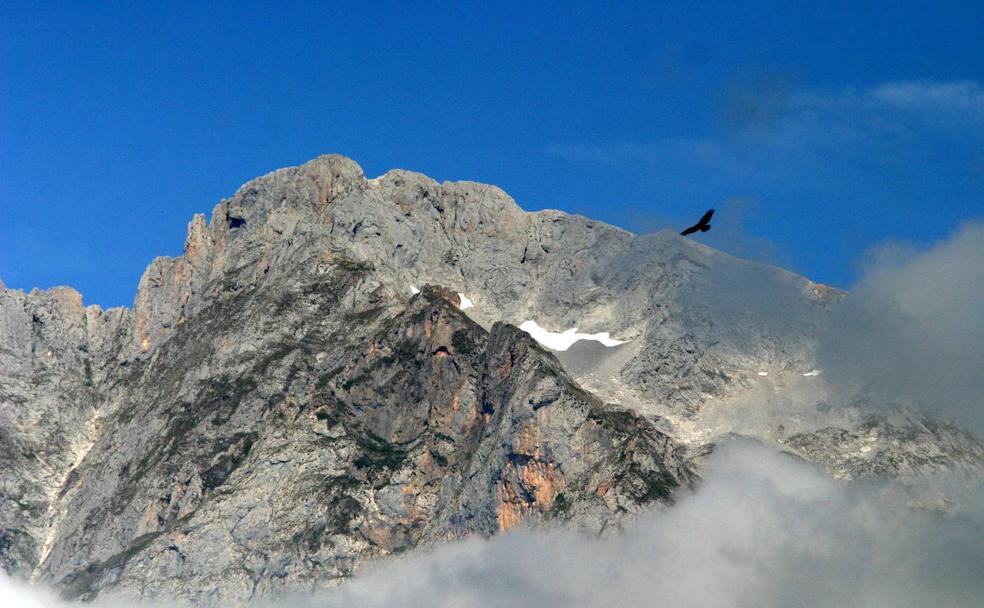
left=757, top=371, right=769, bottom=376
left=518, top=320, right=628, bottom=351
left=802, top=369, right=822, bottom=377
left=457, top=293, right=474, bottom=310
left=409, top=285, right=420, bottom=295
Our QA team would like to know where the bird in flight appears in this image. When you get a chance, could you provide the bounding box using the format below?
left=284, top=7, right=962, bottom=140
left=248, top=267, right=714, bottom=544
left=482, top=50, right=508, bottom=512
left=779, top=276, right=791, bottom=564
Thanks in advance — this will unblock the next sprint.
left=680, top=209, right=714, bottom=236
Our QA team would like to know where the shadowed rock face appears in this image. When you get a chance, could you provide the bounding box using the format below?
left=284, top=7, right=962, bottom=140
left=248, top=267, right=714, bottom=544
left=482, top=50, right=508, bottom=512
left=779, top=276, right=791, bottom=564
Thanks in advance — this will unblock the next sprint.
left=2, top=263, right=692, bottom=605
left=0, top=155, right=980, bottom=604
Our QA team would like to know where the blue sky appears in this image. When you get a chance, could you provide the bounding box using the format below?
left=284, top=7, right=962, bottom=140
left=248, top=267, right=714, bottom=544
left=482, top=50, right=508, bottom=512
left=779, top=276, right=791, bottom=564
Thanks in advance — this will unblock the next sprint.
left=2, top=1, right=982, bottom=307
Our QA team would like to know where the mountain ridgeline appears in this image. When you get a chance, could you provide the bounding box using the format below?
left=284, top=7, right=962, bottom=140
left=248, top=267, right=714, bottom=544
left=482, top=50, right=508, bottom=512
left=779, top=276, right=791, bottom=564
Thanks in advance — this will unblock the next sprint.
left=1, top=155, right=981, bottom=605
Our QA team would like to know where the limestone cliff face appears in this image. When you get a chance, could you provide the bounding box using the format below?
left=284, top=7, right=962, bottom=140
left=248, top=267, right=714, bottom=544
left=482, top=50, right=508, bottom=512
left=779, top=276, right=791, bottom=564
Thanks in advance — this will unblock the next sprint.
left=0, top=285, right=129, bottom=579
left=0, top=155, right=980, bottom=604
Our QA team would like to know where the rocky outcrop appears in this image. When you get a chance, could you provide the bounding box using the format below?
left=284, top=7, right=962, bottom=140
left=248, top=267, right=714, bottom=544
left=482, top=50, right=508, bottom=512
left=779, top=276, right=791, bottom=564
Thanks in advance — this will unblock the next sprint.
left=0, top=286, right=129, bottom=579
left=10, top=266, right=692, bottom=605
left=784, top=416, right=984, bottom=480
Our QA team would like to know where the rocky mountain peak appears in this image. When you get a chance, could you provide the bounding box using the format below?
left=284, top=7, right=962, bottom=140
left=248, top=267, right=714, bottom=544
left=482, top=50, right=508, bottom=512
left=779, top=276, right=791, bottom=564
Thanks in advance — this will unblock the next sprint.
left=1, top=154, right=980, bottom=605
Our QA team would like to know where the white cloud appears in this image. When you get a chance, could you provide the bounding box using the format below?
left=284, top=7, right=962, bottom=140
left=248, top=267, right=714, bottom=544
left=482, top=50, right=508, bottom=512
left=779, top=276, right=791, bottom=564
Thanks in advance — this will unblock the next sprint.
left=0, top=574, right=62, bottom=608
left=7, top=444, right=983, bottom=608
left=819, top=220, right=984, bottom=433
left=866, top=80, right=984, bottom=116
left=547, top=79, right=984, bottom=173
left=274, top=440, right=984, bottom=608
left=787, top=80, right=984, bottom=138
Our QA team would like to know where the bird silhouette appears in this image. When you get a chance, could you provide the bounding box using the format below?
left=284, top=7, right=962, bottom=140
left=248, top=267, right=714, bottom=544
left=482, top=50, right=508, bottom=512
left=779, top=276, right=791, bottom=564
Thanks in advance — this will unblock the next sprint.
left=681, top=209, right=714, bottom=236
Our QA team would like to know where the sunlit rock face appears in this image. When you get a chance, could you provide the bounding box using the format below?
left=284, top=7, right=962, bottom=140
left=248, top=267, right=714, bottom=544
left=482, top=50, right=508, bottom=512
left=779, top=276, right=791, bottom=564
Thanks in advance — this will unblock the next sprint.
left=1, top=155, right=980, bottom=605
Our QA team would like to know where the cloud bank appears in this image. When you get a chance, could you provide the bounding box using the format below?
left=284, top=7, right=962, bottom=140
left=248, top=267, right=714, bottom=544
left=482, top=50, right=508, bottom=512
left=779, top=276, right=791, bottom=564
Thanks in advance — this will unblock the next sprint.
left=8, top=442, right=981, bottom=608
left=283, top=441, right=984, bottom=608
left=820, top=220, right=984, bottom=434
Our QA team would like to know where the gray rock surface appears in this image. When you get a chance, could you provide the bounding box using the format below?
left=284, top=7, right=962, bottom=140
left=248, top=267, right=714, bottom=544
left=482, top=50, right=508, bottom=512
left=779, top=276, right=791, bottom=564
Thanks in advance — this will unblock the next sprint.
left=1, top=154, right=980, bottom=604
left=784, top=415, right=984, bottom=480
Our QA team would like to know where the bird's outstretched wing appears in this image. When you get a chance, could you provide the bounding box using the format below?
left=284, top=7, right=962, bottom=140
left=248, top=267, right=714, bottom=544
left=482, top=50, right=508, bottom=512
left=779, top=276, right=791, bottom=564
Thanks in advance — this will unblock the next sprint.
left=681, top=208, right=715, bottom=236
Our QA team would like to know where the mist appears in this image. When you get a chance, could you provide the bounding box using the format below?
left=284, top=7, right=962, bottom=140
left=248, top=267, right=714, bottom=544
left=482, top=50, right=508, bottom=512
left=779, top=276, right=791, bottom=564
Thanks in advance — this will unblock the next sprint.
left=293, top=442, right=984, bottom=608
left=4, top=441, right=982, bottom=608
left=819, top=220, right=984, bottom=434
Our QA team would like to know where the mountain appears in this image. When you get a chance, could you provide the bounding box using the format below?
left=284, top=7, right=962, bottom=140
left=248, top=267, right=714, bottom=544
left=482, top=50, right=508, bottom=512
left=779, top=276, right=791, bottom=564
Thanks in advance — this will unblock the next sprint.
left=1, top=155, right=981, bottom=605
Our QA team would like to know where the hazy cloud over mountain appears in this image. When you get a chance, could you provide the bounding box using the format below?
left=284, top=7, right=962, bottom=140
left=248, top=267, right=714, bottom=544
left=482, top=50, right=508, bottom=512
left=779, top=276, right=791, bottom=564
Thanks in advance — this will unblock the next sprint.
left=8, top=442, right=979, bottom=608
left=820, top=220, right=984, bottom=434
left=294, top=442, right=984, bottom=608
